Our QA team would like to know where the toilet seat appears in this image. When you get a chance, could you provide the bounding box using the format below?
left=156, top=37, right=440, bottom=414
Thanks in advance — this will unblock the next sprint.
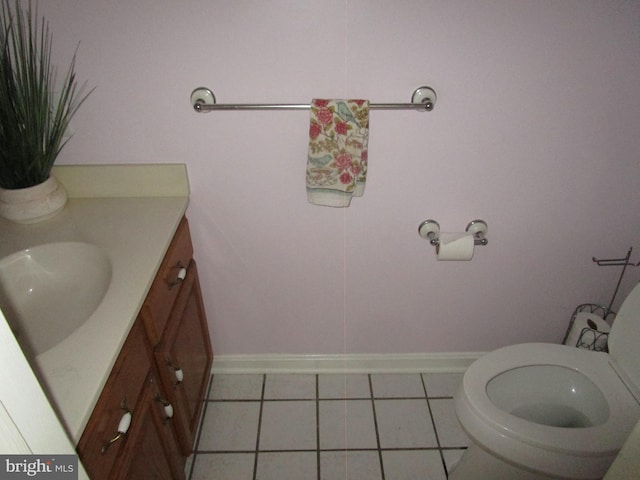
left=456, top=342, right=640, bottom=478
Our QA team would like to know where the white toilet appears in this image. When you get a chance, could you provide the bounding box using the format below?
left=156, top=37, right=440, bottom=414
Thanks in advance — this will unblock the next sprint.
left=451, top=282, right=640, bottom=480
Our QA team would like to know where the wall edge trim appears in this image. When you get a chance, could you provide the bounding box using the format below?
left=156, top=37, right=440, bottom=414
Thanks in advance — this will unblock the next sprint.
left=211, top=352, right=484, bottom=374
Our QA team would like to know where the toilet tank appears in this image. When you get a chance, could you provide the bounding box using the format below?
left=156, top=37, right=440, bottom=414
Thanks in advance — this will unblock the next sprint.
left=608, top=282, right=640, bottom=395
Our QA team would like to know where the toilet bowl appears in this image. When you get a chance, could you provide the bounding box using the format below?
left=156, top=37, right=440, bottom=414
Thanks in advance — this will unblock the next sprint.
left=452, top=283, right=640, bottom=480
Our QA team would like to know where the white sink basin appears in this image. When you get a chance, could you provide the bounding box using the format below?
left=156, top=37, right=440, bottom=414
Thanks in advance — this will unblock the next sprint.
left=0, top=242, right=112, bottom=356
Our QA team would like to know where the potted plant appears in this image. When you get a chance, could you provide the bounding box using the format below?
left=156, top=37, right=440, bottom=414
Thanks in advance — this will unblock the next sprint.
left=0, top=0, right=92, bottom=223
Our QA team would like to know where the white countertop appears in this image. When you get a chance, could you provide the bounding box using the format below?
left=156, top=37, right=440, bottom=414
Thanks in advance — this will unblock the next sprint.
left=0, top=164, right=190, bottom=443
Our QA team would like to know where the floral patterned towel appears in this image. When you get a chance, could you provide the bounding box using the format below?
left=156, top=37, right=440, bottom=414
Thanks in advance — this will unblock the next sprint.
left=306, top=99, right=370, bottom=207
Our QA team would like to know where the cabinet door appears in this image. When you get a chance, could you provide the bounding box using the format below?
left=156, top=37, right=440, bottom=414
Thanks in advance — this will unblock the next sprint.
left=116, top=381, right=177, bottom=480
left=155, top=260, right=213, bottom=455
left=147, top=374, right=186, bottom=480
left=77, top=320, right=150, bottom=480
left=143, top=217, right=194, bottom=345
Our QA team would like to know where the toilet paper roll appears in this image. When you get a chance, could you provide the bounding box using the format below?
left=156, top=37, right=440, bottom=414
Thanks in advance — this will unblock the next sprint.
left=564, top=312, right=610, bottom=350
left=436, top=232, right=475, bottom=261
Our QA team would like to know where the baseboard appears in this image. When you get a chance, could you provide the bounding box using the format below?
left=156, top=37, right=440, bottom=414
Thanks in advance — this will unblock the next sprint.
left=211, top=352, right=484, bottom=374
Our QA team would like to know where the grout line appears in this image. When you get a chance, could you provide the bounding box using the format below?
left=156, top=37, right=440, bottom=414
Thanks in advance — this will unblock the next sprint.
left=252, top=374, right=266, bottom=480
left=207, top=395, right=454, bottom=402
left=200, top=448, right=320, bottom=454
left=368, top=374, right=386, bottom=480
left=420, top=375, right=450, bottom=478
left=316, top=374, right=321, bottom=480
left=342, top=377, right=349, bottom=480
left=194, top=447, right=463, bottom=454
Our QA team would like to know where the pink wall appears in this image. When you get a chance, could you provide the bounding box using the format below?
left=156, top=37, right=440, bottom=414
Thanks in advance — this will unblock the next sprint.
left=40, top=0, right=640, bottom=354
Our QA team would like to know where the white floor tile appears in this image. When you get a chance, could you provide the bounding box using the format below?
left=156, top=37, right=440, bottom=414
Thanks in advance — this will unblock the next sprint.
left=319, top=400, right=378, bottom=449
left=442, top=449, right=466, bottom=474
left=263, top=374, right=316, bottom=399
left=375, top=399, right=438, bottom=448
left=320, top=450, right=382, bottom=480
left=195, top=373, right=470, bottom=480
left=255, top=452, right=317, bottom=480
left=382, top=450, right=447, bottom=480
left=318, top=374, right=371, bottom=399
left=370, top=373, right=425, bottom=398
left=191, top=453, right=255, bottom=480
left=259, top=401, right=317, bottom=450
left=198, top=402, right=260, bottom=451
left=422, top=373, right=463, bottom=398
left=209, top=374, right=264, bottom=400
left=430, top=398, right=469, bottom=447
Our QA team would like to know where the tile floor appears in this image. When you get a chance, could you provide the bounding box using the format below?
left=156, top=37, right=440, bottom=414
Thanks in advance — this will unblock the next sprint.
left=187, top=373, right=469, bottom=480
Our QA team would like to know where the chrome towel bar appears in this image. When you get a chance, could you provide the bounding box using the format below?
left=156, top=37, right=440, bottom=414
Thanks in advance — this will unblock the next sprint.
left=190, top=86, right=437, bottom=113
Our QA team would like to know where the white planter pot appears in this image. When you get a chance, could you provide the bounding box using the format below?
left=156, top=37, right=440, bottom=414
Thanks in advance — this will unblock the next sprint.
left=0, top=175, right=68, bottom=224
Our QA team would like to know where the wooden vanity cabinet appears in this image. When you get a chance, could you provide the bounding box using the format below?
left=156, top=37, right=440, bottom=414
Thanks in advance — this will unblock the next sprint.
left=78, top=216, right=212, bottom=479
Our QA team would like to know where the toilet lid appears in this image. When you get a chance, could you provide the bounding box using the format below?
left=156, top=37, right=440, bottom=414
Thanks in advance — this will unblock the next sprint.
left=608, top=282, right=640, bottom=395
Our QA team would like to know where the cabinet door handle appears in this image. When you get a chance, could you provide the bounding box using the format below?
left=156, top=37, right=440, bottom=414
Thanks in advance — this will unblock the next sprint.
left=167, top=262, right=188, bottom=289
left=164, top=402, right=174, bottom=419
left=155, top=395, right=174, bottom=422
left=173, top=366, right=184, bottom=387
left=167, top=360, right=184, bottom=387
left=101, top=410, right=132, bottom=454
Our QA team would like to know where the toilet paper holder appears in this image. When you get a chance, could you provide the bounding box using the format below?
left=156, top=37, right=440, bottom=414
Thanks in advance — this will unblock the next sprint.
left=418, top=219, right=488, bottom=246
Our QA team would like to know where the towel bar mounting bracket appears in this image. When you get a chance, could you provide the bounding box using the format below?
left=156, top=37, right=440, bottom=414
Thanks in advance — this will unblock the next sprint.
left=411, top=86, right=436, bottom=110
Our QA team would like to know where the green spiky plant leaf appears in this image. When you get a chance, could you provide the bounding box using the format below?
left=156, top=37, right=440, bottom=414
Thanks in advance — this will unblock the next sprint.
left=0, top=0, right=93, bottom=189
